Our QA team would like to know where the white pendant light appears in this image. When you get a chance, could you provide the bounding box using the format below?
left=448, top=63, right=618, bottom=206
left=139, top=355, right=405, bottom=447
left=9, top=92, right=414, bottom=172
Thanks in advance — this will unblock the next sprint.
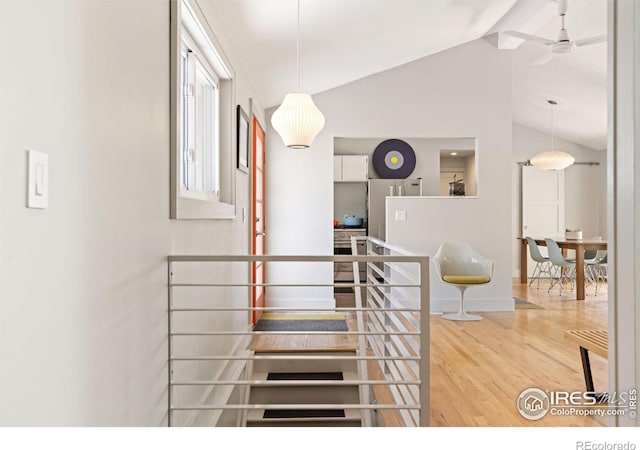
left=530, top=100, right=574, bottom=170
left=271, top=0, right=325, bottom=149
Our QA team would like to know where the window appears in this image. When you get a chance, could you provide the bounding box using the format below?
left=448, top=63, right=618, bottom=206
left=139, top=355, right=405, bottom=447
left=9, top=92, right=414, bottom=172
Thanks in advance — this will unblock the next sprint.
left=181, top=39, right=220, bottom=197
left=171, top=0, right=235, bottom=219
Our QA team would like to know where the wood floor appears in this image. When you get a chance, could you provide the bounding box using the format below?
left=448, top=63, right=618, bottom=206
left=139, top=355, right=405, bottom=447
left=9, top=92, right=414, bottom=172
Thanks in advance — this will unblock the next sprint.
left=248, top=278, right=609, bottom=427
left=428, top=278, right=608, bottom=427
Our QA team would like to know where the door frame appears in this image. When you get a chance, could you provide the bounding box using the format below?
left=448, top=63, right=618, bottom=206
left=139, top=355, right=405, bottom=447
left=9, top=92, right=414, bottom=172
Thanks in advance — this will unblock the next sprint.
left=250, top=115, right=266, bottom=325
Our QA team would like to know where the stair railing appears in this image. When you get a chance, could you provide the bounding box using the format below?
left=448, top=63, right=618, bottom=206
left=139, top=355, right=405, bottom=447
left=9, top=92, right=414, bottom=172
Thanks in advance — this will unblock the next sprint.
left=352, top=237, right=429, bottom=427
left=168, top=251, right=429, bottom=427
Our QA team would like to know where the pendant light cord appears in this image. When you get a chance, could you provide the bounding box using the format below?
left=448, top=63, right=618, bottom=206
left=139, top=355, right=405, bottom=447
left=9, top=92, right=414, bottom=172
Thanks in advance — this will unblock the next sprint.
left=297, top=0, right=300, bottom=92
left=549, top=100, right=556, bottom=152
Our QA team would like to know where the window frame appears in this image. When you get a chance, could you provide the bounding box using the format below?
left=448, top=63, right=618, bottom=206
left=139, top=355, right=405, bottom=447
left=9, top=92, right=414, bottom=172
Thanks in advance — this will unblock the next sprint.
left=170, top=0, right=236, bottom=219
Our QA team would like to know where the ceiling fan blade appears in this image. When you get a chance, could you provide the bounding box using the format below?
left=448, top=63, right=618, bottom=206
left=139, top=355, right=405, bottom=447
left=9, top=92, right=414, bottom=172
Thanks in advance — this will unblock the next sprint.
left=533, top=52, right=558, bottom=66
left=504, top=30, right=556, bottom=46
left=574, top=34, right=607, bottom=47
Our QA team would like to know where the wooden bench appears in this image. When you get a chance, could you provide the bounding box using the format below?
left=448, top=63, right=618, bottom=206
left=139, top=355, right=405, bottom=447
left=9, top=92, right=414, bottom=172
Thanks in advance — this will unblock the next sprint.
left=564, top=330, right=608, bottom=402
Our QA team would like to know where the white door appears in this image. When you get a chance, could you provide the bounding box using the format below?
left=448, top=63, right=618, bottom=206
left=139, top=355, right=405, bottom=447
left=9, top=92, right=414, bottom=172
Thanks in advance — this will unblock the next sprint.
left=521, top=165, right=565, bottom=277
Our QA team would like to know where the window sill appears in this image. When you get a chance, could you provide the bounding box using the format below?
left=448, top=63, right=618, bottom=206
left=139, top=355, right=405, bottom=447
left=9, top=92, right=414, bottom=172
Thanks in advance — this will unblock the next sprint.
left=171, top=194, right=235, bottom=220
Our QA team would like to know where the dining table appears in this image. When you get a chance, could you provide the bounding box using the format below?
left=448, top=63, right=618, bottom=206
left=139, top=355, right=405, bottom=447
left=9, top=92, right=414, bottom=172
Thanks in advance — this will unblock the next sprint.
left=519, top=237, right=608, bottom=300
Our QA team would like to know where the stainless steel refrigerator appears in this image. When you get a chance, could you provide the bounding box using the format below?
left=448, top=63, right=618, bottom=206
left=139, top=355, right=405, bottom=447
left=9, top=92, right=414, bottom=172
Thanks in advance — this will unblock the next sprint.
left=367, top=178, right=422, bottom=240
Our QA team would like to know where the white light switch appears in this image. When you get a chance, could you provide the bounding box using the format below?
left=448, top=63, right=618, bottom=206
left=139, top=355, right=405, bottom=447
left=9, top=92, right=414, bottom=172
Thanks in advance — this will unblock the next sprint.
left=28, top=150, right=48, bottom=209
left=395, top=210, right=406, bottom=222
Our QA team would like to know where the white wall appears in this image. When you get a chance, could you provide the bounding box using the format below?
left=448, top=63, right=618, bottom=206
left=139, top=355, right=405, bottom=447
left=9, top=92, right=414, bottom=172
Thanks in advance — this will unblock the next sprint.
left=0, top=0, right=262, bottom=425
left=266, top=38, right=512, bottom=311
left=511, top=123, right=606, bottom=277
left=377, top=41, right=512, bottom=313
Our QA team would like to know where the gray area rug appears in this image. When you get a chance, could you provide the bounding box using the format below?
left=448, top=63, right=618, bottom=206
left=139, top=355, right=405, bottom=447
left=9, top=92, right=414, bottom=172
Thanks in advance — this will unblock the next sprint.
left=514, top=297, right=544, bottom=310
left=253, top=319, right=348, bottom=332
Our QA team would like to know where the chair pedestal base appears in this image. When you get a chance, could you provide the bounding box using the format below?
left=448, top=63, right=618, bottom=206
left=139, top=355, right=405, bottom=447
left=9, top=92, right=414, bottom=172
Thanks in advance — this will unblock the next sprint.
left=443, top=311, right=482, bottom=321
left=443, top=285, right=483, bottom=321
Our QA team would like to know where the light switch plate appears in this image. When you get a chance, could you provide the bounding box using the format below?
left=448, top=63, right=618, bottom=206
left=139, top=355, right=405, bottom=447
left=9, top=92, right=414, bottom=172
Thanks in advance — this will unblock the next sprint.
left=27, top=150, right=48, bottom=209
left=395, top=210, right=406, bottom=221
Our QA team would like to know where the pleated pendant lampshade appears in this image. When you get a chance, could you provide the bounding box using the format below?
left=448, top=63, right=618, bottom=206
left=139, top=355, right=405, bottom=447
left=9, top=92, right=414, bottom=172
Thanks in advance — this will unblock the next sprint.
left=271, top=0, right=325, bottom=149
left=271, top=93, right=325, bottom=149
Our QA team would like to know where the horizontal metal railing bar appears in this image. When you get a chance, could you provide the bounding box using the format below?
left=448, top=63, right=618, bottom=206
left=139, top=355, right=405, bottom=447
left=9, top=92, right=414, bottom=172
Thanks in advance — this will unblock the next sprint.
left=379, top=284, right=420, bottom=307
left=171, top=331, right=420, bottom=336
left=170, top=403, right=421, bottom=411
left=170, top=282, right=419, bottom=288
left=365, top=278, right=418, bottom=309
left=381, top=264, right=420, bottom=286
left=170, top=355, right=420, bottom=361
left=171, top=380, right=420, bottom=386
left=367, top=263, right=386, bottom=280
left=364, top=261, right=419, bottom=287
left=169, top=255, right=427, bottom=263
left=169, top=306, right=420, bottom=312
left=359, top=236, right=417, bottom=257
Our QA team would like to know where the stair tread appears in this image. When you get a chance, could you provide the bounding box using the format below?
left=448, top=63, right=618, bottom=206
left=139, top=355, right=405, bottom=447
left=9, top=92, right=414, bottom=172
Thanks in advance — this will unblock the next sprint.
left=250, top=346, right=358, bottom=353
left=252, top=351, right=358, bottom=355
left=246, top=407, right=362, bottom=422
left=251, top=370, right=359, bottom=382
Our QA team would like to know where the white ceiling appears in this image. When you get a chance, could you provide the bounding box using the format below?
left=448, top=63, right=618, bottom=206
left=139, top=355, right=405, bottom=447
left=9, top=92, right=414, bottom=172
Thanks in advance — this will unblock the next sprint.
left=207, top=0, right=607, bottom=150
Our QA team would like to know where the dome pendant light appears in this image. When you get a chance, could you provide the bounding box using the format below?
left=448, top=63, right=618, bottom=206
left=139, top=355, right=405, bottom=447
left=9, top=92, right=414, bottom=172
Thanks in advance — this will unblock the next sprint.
left=271, top=0, right=325, bottom=149
left=530, top=100, right=575, bottom=170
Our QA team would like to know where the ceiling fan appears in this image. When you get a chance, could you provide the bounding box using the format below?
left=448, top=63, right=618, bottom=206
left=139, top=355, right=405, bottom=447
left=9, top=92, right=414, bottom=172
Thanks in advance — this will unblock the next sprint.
left=504, top=0, right=606, bottom=66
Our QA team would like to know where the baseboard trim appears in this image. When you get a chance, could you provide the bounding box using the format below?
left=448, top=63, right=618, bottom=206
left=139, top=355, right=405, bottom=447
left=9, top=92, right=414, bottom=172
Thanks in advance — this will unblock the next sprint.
left=267, top=297, right=513, bottom=312
left=266, top=297, right=337, bottom=310
left=431, top=297, right=514, bottom=313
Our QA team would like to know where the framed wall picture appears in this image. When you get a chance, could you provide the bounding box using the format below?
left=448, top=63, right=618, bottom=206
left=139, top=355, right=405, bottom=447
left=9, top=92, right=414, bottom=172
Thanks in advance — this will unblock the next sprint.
left=237, top=105, right=250, bottom=173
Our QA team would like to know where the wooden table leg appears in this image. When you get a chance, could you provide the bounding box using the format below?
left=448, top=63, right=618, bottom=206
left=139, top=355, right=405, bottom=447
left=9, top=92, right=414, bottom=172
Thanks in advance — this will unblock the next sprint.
left=575, top=244, right=585, bottom=300
left=520, top=239, right=528, bottom=284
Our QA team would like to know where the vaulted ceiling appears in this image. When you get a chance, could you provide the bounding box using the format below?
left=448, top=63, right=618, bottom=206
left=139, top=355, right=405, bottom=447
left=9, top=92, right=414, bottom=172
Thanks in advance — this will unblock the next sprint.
left=207, top=0, right=607, bottom=150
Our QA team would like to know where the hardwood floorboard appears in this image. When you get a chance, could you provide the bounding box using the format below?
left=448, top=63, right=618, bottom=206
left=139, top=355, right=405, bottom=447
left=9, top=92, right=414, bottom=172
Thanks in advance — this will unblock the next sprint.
left=426, top=278, right=608, bottom=427
left=248, top=278, right=609, bottom=426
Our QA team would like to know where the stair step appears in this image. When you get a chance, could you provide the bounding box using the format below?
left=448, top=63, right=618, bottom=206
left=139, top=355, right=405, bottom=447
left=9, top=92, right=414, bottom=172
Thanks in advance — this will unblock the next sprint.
left=246, top=407, right=362, bottom=427
left=335, top=293, right=355, bottom=308
left=252, top=351, right=358, bottom=374
left=266, top=372, right=343, bottom=381
left=263, top=408, right=345, bottom=419
left=249, top=385, right=361, bottom=405
left=251, top=370, right=358, bottom=383
left=245, top=351, right=364, bottom=427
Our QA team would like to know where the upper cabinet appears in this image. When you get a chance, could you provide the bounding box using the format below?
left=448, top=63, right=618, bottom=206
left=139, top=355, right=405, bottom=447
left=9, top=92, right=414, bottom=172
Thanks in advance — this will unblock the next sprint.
left=334, top=155, right=369, bottom=182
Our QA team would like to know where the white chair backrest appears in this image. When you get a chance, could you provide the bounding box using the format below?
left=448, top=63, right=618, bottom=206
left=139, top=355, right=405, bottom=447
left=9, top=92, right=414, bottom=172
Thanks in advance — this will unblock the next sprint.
left=433, top=242, right=494, bottom=279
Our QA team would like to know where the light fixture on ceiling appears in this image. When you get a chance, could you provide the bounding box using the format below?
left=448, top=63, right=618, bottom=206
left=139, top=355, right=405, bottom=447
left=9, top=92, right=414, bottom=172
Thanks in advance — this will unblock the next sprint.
left=271, top=0, right=325, bottom=149
left=530, top=100, right=575, bottom=170
left=450, top=152, right=458, bottom=156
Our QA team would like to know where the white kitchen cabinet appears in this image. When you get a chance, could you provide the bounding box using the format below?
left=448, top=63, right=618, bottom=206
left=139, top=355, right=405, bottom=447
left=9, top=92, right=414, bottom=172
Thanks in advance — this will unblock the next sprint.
left=334, top=155, right=368, bottom=182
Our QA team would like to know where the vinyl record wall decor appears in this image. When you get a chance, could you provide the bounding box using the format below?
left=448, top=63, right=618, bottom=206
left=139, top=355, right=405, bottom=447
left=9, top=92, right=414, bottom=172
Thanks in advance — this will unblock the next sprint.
left=372, top=139, right=416, bottom=179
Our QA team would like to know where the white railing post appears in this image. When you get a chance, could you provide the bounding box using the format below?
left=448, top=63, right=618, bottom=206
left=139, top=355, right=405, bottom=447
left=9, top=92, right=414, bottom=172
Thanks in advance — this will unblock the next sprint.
left=351, top=236, right=371, bottom=427
left=419, top=255, right=430, bottom=427
left=167, top=258, right=173, bottom=428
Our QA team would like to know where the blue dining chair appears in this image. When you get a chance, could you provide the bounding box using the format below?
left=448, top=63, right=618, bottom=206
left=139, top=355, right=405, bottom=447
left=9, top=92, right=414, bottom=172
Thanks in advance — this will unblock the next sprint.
left=525, top=237, right=552, bottom=289
left=545, top=238, right=576, bottom=295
